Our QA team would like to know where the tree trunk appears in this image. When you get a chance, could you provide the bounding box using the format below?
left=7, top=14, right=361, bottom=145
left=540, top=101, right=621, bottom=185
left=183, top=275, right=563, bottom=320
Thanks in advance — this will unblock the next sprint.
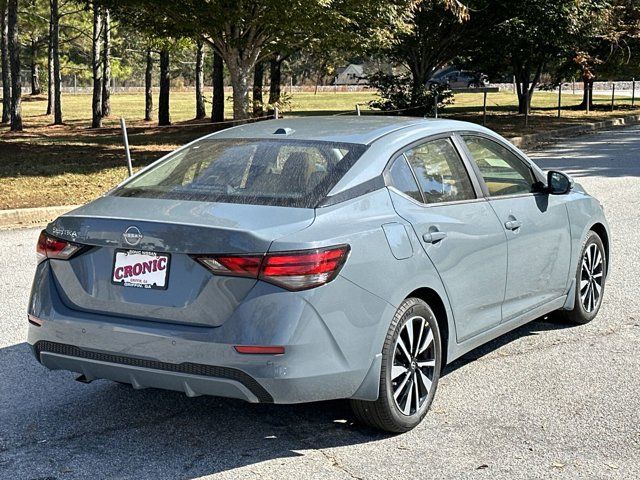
left=514, top=70, right=531, bottom=115
left=195, top=40, right=205, bottom=119
left=30, top=39, right=40, bottom=95
left=90, top=2, right=102, bottom=128
left=211, top=50, right=223, bottom=122
left=46, top=5, right=53, bottom=115
left=409, top=66, right=428, bottom=107
left=51, top=0, right=61, bottom=124
left=158, top=47, right=170, bottom=125
left=268, top=55, right=283, bottom=115
left=0, top=2, right=10, bottom=124
left=144, top=47, right=152, bottom=121
left=226, top=56, right=252, bottom=120
left=101, top=7, right=110, bottom=117
left=8, top=0, right=21, bottom=131
left=581, top=78, right=594, bottom=110
left=252, top=61, right=263, bottom=117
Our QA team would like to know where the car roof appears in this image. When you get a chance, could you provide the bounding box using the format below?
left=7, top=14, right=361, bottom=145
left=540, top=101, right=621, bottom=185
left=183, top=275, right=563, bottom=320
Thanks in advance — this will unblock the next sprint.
left=209, top=116, right=484, bottom=146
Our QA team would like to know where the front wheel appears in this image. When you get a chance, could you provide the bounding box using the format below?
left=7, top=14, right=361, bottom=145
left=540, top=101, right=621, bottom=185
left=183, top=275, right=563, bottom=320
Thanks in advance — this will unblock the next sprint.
left=558, top=231, right=607, bottom=324
left=351, top=297, right=442, bottom=433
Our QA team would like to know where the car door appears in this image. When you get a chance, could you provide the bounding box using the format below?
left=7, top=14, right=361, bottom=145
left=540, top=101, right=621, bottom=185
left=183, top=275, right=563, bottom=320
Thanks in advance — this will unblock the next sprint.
left=385, top=135, right=508, bottom=342
left=459, top=134, right=572, bottom=322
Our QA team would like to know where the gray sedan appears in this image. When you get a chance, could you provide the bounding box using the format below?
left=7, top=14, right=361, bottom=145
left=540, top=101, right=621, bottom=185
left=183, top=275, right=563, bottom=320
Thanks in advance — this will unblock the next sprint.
left=27, top=117, right=609, bottom=433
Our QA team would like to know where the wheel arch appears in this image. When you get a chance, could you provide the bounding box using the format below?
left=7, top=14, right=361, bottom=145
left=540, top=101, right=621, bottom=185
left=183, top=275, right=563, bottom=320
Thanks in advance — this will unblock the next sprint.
left=406, top=287, right=451, bottom=366
left=589, top=222, right=610, bottom=275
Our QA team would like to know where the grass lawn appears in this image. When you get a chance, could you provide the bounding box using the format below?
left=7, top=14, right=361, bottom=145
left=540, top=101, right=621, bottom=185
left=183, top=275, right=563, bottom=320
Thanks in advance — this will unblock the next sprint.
left=1, top=89, right=638, bottom=209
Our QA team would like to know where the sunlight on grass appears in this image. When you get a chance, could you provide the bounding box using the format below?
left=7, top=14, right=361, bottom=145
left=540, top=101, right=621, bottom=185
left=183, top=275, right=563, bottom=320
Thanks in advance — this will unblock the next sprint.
left=2, top=89, right=639, bottom=209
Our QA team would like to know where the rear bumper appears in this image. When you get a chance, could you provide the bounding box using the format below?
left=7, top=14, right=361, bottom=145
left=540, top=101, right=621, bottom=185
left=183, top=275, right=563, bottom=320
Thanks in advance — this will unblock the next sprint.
left=33, top=341, right=271, bottom=403
left=28, top=262, right=395, bottom=404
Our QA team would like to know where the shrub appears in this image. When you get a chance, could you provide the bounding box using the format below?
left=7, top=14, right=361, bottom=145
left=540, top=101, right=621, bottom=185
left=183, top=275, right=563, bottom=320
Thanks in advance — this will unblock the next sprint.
left=368, top=71, right=454, bottom=116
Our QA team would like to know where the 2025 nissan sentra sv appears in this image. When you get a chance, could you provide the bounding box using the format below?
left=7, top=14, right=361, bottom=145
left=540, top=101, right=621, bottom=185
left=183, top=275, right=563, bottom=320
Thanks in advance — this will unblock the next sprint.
left=28, top=117, right=609, bottom=433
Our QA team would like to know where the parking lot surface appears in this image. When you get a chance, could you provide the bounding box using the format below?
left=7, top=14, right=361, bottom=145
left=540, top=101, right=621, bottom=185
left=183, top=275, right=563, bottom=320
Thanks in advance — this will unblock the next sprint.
left=1, top=127, right=639, bottom=479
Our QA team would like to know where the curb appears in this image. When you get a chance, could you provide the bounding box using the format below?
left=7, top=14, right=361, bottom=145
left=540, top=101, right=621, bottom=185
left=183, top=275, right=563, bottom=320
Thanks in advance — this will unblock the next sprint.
left=1, top=112, right=639, bottom=229
left=508, top=113, right=640, bottom=149
left=0, top=205, right=81, bottom=230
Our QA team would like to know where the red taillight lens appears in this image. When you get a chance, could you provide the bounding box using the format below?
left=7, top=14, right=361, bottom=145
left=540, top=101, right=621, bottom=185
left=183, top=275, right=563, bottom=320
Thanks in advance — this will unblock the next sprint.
left=192, top=245, right=350, bottom=291
left=36, top=231, right=86, bottom=262
left=195, top=255, right=263, bottom=277
left=260, top=246, right=350, bottom=290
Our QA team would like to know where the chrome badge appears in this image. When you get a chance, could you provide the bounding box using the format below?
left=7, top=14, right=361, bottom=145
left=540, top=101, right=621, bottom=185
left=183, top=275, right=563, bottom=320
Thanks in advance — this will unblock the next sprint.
left=123, top=226, right=143, bottom=246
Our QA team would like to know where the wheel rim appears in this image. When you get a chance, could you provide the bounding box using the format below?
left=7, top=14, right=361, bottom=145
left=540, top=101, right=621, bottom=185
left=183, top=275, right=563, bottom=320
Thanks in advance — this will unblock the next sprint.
left=391, top=315, right=436, bottom=416
left=580, top=243, right=604, bottom=313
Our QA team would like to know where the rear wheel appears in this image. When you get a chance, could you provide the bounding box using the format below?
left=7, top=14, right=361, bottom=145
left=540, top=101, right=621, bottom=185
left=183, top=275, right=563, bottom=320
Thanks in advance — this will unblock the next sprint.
left=558, top=231, right=606, bottom=324
left=351, top=297, right=442, bottom=433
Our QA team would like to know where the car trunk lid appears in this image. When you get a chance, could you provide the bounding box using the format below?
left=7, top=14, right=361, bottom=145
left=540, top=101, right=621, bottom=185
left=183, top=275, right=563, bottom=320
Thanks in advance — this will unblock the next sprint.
left=47, top=196, right=315, bottom=327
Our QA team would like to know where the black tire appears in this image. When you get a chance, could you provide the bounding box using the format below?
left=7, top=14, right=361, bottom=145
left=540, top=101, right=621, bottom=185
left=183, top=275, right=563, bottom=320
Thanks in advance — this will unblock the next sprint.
left=351, top=297, right=442, bottom=433
left=558, top=231, right=607, bottom=324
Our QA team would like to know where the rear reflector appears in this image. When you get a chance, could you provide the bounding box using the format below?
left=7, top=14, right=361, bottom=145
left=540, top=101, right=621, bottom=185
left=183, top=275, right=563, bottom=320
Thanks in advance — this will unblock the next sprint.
left=192, top=245, right=350, bottom=291
left=234, top=345, right=285, bottom=355
left=37, top=230, right=87, bottom=262
left=28, top=314, right=43, bottom=327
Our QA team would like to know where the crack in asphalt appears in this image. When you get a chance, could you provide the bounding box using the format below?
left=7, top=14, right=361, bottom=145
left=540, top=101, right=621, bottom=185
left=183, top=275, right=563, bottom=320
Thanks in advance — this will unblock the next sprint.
left=317, top=449, right=364, bottom=480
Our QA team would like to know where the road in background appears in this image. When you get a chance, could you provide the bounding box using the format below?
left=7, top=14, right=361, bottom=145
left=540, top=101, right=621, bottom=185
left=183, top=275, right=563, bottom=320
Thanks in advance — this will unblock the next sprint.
left=1, top=127, right=639, bottom=479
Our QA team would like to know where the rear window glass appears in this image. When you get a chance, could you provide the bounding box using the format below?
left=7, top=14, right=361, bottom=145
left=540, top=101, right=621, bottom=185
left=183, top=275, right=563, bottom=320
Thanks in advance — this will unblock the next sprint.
left=111, top=138, right=368, bottom=208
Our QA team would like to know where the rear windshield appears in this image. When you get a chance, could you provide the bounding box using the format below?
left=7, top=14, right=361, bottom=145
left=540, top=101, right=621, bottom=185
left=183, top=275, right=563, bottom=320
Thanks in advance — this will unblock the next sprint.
left=111, top=138, right=367, bottom=208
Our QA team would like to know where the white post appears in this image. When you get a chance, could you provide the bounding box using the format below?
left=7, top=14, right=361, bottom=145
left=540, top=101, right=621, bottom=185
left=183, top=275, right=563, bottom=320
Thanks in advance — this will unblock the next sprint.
left=120, top=118, right=133, bottom=177
left=355, top=104, right=361, bottom=116
left=274, top=107, right=279, bottom=119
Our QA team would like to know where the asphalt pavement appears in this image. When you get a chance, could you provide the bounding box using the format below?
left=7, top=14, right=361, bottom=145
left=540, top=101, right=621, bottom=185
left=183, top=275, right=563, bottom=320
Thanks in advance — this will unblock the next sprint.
left=1, top=127, right=639, bottom=479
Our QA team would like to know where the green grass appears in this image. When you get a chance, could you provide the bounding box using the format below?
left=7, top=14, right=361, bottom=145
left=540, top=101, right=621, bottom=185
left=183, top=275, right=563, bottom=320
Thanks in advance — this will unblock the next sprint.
left=1, top=89, right=638, bottom=209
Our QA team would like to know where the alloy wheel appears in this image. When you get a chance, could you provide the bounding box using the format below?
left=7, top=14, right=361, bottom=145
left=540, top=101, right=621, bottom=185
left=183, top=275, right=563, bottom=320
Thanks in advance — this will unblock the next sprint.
left=580, top=243, right=604, bottom=313
left=391, top=315, right=436, bottom=416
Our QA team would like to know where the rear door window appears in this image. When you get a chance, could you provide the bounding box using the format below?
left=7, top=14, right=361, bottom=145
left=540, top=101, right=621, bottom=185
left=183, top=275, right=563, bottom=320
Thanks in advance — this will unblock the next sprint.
left=403, top=138, right=476, bottom=204
left=112, top=139, right=367, bottom=208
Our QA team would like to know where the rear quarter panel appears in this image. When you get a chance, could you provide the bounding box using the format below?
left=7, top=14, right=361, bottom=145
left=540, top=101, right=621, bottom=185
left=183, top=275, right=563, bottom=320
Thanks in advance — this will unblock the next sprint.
left=270, top=188, right=456, bottom=369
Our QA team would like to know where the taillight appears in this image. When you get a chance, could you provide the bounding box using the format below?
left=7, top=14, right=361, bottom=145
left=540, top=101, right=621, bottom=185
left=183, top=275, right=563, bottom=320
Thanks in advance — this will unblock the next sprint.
left=36, top=230, right=86, bottom=262
left=192, top=245, right=350, bottom=291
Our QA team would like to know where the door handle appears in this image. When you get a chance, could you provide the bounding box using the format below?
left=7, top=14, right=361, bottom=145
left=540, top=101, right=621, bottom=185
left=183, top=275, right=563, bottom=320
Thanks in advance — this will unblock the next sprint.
left=504, top=219, right=523, bottom=231
left=423, top=231, right=447, bottom=244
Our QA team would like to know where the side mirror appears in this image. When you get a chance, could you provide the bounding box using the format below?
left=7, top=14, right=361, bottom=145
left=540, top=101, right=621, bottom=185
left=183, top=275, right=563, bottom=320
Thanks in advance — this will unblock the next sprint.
left=547, top=170, right=573, bottom=195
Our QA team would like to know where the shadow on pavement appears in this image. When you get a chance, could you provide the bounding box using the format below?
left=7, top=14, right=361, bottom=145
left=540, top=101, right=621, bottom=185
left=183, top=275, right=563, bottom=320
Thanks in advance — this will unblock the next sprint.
left=0, top=314, right=576, bottom=479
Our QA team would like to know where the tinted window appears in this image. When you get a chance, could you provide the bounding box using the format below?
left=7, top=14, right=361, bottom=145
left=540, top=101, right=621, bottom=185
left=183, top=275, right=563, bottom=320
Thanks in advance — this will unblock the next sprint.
left=388, top=157, right=422, bottom=202
left=462, top=136, right=536, bottom=197
left=404, top=138, right=476, bottom=204
left=111, top=139, right=367, bottom=208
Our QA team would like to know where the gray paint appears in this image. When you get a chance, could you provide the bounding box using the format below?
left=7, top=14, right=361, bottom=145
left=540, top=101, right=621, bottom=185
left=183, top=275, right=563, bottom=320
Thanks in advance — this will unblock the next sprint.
left=28, top=116, right=610, bottom=405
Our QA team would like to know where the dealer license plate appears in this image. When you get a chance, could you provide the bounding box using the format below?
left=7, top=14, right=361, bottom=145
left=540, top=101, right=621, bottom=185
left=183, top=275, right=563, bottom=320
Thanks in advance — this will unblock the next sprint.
left=112, top=250, right=170, bottom=290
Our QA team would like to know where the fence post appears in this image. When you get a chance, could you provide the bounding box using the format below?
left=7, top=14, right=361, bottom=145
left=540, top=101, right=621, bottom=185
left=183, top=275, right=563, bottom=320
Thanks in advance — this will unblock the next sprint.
left=611, top=82, right=615, bottom=111
left=482, top=89, right=488, bottom=126
left=120, top=118, right=133, bottom=177
left=632, top=78, right=636, bottom=107
left=73, top=74, right=77, bottom=95
left=557, top=83, right=562, bottom=118
left=355, top=104, right=361, bottom=116
left=434, top=92, right=439, bottom=118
